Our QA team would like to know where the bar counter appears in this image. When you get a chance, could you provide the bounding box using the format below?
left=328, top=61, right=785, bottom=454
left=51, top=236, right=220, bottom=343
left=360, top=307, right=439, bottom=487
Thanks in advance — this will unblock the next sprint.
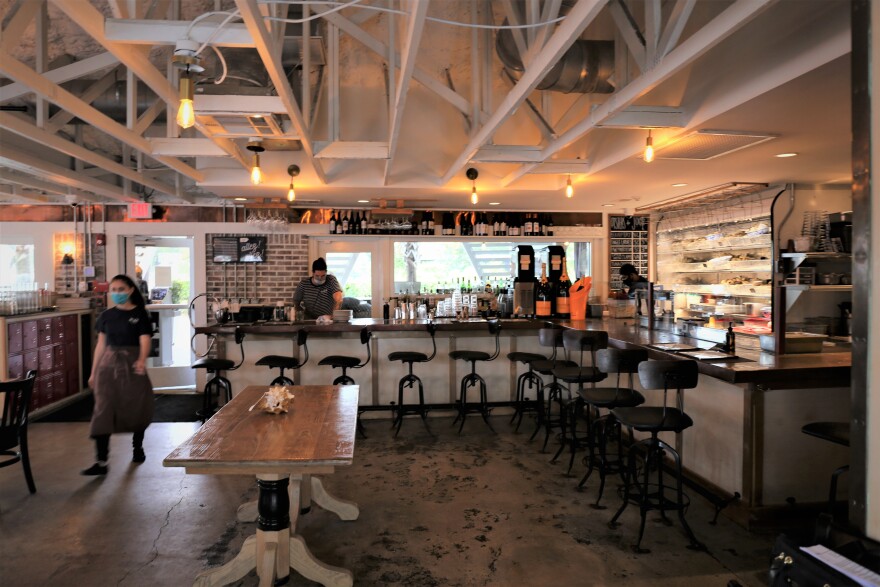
left=197, top=316, right=852, bottom=523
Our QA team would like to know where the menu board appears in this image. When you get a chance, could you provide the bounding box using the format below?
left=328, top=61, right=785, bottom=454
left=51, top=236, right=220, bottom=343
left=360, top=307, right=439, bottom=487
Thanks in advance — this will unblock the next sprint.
left=212, top=236, right=267, bottom=263
left=609, top=215, right=649, bottom=291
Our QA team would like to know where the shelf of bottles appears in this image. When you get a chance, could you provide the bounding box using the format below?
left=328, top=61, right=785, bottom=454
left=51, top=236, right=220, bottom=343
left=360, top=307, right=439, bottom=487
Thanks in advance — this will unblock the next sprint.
left=326, top=210, right=557, bottom=237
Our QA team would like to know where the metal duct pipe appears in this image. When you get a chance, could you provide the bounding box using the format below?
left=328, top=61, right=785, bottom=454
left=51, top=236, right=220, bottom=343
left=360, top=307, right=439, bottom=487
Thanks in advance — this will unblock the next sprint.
left=496, top=6, right=614, bottom=94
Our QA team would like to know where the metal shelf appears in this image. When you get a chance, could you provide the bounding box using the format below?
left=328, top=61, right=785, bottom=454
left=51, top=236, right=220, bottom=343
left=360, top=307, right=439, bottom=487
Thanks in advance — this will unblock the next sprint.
left=781, top=284, right=852, bottom=292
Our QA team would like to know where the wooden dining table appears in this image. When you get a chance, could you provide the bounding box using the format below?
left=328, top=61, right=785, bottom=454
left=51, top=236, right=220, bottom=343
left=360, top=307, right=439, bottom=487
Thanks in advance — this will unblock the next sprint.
left=164, top=384, right=359, bottom=587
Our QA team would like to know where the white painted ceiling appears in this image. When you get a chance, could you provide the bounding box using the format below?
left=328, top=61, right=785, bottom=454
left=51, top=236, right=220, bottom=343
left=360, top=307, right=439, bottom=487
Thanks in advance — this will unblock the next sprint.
left=0, top=0, right=853, bottom=212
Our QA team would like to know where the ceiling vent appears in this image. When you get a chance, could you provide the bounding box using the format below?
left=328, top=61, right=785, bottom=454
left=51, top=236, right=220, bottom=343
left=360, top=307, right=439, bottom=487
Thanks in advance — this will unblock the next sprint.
left=200, top=114, right=285, bottom=138
left=655, top=130, right=777, bottom=160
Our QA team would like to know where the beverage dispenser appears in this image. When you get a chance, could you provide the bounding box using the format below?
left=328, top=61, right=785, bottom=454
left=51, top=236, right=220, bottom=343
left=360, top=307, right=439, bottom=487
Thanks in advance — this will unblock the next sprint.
left=513, top=245, right=536, bottom=316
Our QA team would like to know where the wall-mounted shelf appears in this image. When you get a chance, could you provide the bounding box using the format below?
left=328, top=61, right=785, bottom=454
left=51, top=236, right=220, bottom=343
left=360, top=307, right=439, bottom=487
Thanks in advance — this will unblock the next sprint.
left=782, top=284, right=852, bottom=292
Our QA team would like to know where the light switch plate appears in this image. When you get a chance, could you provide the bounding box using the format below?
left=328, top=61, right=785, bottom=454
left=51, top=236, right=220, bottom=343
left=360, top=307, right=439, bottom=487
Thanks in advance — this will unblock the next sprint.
left=83, top=266, right=95, bottom=277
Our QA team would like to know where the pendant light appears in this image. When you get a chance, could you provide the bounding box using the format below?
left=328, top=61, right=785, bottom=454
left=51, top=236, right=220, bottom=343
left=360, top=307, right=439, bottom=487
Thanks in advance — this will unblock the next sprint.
left=565, top=174, right=574, bottom=198
left=176, top=75, right=195, bottom=129
left=466, top=167, right=479, bottom=205
left=643, top=129, right=655, bottom=163
left=246, top=139, right=265, bottom=185
left=286, top=164, right=300, bottom=202
left=171, top=40, right=203, bottom=130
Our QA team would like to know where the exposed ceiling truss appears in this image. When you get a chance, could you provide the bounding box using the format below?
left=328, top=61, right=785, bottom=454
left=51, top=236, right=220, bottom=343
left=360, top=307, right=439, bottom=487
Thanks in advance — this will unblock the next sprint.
left=0, top=0, right=854, bottom=208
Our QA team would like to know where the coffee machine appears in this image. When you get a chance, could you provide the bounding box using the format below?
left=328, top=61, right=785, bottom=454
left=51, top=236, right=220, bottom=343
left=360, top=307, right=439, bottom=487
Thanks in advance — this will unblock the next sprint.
left=513, top=245, right=536, bottom=316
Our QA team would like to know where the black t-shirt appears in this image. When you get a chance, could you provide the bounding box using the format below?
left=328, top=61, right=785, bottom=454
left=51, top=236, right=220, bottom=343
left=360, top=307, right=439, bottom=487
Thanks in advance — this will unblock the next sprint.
left=96, top=306, right=153, bottom=347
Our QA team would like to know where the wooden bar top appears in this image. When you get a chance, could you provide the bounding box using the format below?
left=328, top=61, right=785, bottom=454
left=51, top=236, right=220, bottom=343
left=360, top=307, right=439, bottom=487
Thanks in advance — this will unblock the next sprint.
left=164, top=385, right=359, bottom=474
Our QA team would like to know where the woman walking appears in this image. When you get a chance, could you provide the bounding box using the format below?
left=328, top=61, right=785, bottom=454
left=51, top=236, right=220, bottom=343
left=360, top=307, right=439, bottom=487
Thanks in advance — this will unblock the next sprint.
left=81, top=274, right=155, bottom=475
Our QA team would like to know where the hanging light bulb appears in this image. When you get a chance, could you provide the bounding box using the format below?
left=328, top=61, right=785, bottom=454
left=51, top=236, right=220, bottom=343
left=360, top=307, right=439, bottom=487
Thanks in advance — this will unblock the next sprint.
left=643, top=129, right=655, bottom=163
left=246, top=139, right=265, bottom=185
left=471, top=184, right=478, bottom=205
left=286, top=164, right=300, bottom=202
left=565, top=175, right=574, bottom=198
left=466, top=167, right=479, bottom=206
left=176, top=75, right=195, bottom=129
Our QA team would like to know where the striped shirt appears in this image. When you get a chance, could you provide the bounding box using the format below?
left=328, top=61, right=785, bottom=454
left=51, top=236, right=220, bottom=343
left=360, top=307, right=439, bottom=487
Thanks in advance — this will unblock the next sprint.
left=293, top=275, right=342, bottom=319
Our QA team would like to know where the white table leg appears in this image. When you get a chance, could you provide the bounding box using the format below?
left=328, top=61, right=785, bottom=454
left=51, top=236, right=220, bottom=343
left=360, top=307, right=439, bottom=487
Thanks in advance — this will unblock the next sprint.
left=308, top=475, right=360, bottom=521
left=193, top=534, right=257, bottom=587
left=289, top=535, right=354, bottom=587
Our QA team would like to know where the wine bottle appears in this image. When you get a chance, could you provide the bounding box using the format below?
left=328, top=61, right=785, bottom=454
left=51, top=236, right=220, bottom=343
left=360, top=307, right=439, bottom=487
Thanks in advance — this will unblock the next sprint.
left=427, top=211, right=435, bottom=235
left=329, top=210, right=337, bottom=234
left=524, top=213, right=533, bottom=237
left=499, top=213, right=508, bottom=237
left=341, top=211, right=350, bottom=233
left=335, top=211, right=344, bottom=234
left=536, top=262, right=552, bottom=318
left=556, top=257, right=571, bottom=319
left=545, top=213, right=554, bottom=237
left=492, top=214, right=500, bottom=236
left=534, top=213, right=543, bottom=236
left=420, top=211, right=428, bottom=235
left=361, top=211, right=368, bottom=234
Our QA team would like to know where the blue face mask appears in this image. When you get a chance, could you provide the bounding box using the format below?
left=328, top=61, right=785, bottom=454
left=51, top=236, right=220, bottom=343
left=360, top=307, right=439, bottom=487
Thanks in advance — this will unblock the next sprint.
left=110, top=292, right=130, bottom=305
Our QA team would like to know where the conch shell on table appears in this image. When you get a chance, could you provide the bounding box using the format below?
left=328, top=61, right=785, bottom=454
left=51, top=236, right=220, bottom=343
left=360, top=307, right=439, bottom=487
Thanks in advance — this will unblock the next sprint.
left=250, top=385, right=295, bottom=414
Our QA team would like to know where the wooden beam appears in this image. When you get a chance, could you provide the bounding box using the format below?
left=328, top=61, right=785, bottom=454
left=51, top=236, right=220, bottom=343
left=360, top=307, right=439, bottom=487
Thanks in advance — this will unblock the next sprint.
left=45, top=66, right=121, bottom=133
left=440, top=0, right=606, bottom=185
left=104, top=19, right=254, bottom=47
left=0, top=0, right=43, bottom=53
left=608, top=0, right=646, bottom=72
left=0, top=52, right=120, bottom=103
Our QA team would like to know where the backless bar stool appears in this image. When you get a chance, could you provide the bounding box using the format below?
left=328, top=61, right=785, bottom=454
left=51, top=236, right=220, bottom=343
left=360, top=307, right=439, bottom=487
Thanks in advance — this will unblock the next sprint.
left=192, top=327, right=246, bottom=421
left=609, top=359, right=703, bottom=553
left=529, top=328, right=576, bottom=452
left=319, top=327, right=372, bottom=437
left=450, top=320, right=502, bottom=433
left=255, top=329, right=309, bottom=386
left=389, top=323, right=437, bottom=436
left=576, top=348, right=647, bottom=508
left=550, top=329, right=609, bottom=473
left=506, top=348, right=546, bottom=432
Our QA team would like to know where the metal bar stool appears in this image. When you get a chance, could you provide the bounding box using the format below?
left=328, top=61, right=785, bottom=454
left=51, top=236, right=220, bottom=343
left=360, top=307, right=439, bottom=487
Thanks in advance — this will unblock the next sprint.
left=450, top=319, right=502, bottom=433
left=550, top=329, right=609, bottom=474
left=802, top=421, right=850, bottom=543
left=318, top=327, right=372, bottom=437
left=389, top=323, right=437, bottom=436
left=192, top=328, right=246, bottom=421
left=506, top=349, right=546, bottom=432
left=609, top=359, right=704, bottom=553
left=576, top=348, right=647, bottom=508
left=255, top=329, right=309, bottom=386
left=528, top=327, right=576, bottom=452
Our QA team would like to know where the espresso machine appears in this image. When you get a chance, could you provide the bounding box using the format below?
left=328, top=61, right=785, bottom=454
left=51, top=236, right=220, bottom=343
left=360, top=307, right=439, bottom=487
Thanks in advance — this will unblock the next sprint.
left=513, top=245, right=536, bottom=317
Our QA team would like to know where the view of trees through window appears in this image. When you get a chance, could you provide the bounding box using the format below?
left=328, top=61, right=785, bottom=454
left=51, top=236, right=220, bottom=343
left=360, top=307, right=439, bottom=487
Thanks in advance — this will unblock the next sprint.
left=1, top=244, right=35, bottom=288
left=393, top=241, right=590, bottom=294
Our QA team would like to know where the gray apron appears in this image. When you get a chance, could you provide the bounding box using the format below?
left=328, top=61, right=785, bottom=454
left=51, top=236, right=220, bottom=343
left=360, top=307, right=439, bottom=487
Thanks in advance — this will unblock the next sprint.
left=89, top=347, right=154, bottom=436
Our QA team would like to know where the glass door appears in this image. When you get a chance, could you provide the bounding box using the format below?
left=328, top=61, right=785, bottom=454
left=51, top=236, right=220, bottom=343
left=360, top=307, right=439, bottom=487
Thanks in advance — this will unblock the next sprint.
left=315, top=240, right=380, bottom=318
left=124, top=236, right=196, bottom=391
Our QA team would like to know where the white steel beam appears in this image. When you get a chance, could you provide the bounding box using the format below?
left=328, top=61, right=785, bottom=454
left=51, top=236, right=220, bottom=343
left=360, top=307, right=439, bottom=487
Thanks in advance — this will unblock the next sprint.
left=658, top=0, right=697, bottom=57
left=133, top=99, right=165, bottom=135
left=528, top=159, right=592, bottom=174
left=46, top=67, right=121, bottom=133
left=314, top=141, right=389, bottom=160
left=149, top=138, right=230, bottom=157
left=440, top=0, right=606, bottom=185
left=0, top=53, right=120, bottom=103
left=472, top=145, right=544, bottom=163
left=104, top=19, right=255, bottom=47
left=384, top=0, right=429, bottom=183
left=644, top=0, right=662, bottom=67
left=502, top=0, right=777, bottom=187
left=0, top=168, right=95, bottom=200
left=0, top=0, right=43, bottom=53
left=316, top=6, right=471, bottom=116
left=500, top=0, right=529, bottom=63
left=609, top=0, right=646, bottom=72
left=236, top=0, right=326, bottom=182
left=596, top=106, right=685, bottom=129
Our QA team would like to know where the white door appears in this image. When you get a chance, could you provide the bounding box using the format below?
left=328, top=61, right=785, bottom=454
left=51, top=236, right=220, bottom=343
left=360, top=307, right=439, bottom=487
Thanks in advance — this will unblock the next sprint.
left=314, top=239, right=380, bottom=318
left=123, top=236, right=196, bottom=391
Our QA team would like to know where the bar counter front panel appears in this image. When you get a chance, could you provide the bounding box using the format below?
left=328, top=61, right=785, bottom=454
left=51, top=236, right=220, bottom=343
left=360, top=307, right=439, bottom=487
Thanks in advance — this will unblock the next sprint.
left=198, top=317, right=851, bottom=518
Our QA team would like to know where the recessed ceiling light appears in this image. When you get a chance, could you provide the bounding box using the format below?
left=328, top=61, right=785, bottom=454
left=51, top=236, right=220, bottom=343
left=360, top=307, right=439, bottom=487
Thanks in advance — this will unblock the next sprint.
left=234, top=197, right=247, bottom=201
left=602, top=203, right=615, bottom=207
left=775, top=152, right=798, bottom=158
left=251, top=114, right=263, bottom=119
left=357, top=200, right=370, bottom=203
left=672, top=183, right=688, bottom=187
left=489, top=202, right=501, bottom=206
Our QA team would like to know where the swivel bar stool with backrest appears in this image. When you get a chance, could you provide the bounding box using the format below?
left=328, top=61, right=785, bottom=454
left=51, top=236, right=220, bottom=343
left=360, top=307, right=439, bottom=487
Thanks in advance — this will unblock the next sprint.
left=529, top=327, right=577, bottom=452
left=318, top=327, right=372, bottom=436
left=389, top=323, right=437, bottom=436
left=450, top=319, right=502, bottom=433
left=0, top=370, right=38, bottom=494
left=576, top=348, right=647, bottom=508
left=506, top=346, right=546, bottom=432
left=550, top=329, right=609, bottom=474
left=192, top=327, right=246, bottom=421
left=609, top=359, right=703, bottom=553
left=255, top=329, right=309, bottom=386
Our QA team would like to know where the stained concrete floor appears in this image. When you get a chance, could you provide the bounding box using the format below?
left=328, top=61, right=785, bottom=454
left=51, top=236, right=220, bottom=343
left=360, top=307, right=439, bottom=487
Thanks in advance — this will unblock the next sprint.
left=0, top=415, right=773, bottom=586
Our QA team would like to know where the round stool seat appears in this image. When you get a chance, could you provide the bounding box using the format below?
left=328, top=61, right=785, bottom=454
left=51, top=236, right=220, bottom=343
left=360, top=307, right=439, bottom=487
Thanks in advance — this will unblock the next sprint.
left=612, top=406, right=693, bottom=433
left=802, top=422, right=850, bottom=446
left=318, top=355, right=361, bottom=369
left=388, top=351, right=429, bottom=363
left=553, top=366, right=606, bottom=384
left=578, top=387, right=645, bottom=408
left=193, top=358, right=235, bottom=371
left=507, top=351, right=546, bottom=364
left=255, top=355, right=304, bottom=370
left=531, top=358, right=576, bottom=375
left=449, top=350, right=491, bottom=362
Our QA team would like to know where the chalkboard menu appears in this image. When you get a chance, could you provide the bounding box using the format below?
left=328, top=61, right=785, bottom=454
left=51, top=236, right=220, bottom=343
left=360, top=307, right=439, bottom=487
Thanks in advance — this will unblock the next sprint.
left=212, top=236, right=267, bottom=263
left=609, top=215, right=649, bottom=291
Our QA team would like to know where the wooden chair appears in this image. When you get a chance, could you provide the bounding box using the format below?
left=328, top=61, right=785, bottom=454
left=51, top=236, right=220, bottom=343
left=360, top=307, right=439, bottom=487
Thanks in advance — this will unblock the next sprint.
left=0, top=370, right=38, bottom=494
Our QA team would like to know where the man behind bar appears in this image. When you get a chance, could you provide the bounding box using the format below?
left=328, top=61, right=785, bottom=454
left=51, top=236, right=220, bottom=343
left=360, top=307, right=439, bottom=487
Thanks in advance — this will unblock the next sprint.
left=293, top=257, right=343, bottom=320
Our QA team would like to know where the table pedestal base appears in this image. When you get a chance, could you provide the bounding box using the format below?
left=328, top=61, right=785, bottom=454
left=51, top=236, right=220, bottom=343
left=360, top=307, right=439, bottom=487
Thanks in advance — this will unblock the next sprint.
left=195, top=473, right=358, bottom=587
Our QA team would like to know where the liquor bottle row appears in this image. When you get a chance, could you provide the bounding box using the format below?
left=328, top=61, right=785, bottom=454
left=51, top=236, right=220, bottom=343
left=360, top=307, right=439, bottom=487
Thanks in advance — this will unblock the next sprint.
left=326, top=209, right=556, bottom=236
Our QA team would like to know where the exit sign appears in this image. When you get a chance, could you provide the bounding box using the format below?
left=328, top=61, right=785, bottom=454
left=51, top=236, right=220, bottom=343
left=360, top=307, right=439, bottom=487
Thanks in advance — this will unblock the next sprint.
left=128, top=202, right=152, bottom=219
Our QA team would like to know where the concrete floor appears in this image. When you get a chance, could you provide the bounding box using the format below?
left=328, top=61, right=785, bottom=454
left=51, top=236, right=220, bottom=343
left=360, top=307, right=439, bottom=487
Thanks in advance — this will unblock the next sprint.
left=0, top=415, right=774, bottom=586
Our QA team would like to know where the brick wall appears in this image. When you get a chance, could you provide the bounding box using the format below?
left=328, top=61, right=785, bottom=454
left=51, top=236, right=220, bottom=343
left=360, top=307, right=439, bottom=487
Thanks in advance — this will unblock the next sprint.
left=205, top=233, right=310, bottom=305
left=53, top=232, right=107, bottom=311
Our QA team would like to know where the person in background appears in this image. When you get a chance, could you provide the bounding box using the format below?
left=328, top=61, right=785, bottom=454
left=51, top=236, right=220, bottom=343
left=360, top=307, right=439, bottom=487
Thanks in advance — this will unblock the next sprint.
left=134, top=265, right=149, bottom=297
left=81, top=274, right=154, bottom=475
left=293, top=257, right=343, bottom=320
left=619, top=263, right=649, bottom=297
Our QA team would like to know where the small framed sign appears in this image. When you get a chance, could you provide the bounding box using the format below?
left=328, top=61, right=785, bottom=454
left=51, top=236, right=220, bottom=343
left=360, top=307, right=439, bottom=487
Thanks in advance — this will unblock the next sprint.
left=212, top=237, right=239, bottom=263
left=238, top=236, right=266, bottom=263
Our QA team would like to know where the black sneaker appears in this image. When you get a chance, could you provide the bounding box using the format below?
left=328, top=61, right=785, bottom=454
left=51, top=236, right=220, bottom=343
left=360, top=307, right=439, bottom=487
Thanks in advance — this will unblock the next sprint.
left=132, top=448, right=146, bottom=463
left=81, top=463, right=108, bottom=476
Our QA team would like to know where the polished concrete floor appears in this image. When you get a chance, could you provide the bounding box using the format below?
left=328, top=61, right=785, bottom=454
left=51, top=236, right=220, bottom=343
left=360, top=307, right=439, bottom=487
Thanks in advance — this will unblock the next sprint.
left=0, top=414, right=774, bottom=586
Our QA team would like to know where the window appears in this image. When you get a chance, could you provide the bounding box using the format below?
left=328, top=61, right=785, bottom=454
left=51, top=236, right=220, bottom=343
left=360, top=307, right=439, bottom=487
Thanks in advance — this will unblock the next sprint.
left=393, top=241, right=591, bottom=294
left=0, top=244, right=35, bottom=288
